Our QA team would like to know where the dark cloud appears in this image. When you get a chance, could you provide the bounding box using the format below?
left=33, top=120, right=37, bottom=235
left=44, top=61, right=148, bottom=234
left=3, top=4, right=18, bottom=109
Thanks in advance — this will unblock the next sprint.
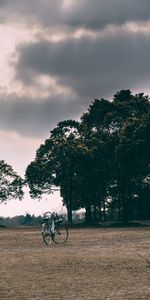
left=0, top=0, right=150, bottom=30
left=1, top=0, right=150, bottom=139
left=63, top=0, right=150, bottom=30
left=0, top=93, right=81, bottom=137
left=15, top=30, right=150, bottom=100
left=0, top=1, right=61, bottom=26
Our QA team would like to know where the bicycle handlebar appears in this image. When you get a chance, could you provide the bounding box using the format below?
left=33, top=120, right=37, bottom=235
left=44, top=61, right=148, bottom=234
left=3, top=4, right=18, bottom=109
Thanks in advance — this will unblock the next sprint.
left=43, top=211, right=59, bottom=219
left=43, top=211, right=52, bottom=216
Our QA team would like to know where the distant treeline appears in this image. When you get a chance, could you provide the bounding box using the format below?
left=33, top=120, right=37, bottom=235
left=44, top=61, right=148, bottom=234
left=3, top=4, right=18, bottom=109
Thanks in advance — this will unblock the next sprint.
left=25, top=90, right=150, bottom=224
left=0, top=211, right=85, bottom=227
left=0, top=214, right=43, bottom=227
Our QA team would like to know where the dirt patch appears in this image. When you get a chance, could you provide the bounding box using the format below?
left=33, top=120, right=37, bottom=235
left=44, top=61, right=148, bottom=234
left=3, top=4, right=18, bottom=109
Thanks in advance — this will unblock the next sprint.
left=0, top=227, right=149, bottom=300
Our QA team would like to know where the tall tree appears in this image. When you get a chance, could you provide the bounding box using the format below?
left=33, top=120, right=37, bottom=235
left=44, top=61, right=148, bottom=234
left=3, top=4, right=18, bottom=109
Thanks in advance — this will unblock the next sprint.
left=114, top=92, right=150, bottom=222
left=81, top=90, right=150, bottom=222
left=26, top=90, right=150, bottom=224
left=81, top=98, right=115, bottom=222
left=26, top=120, right=81, bottom=224
left=117, top=111, right=150, bottom=220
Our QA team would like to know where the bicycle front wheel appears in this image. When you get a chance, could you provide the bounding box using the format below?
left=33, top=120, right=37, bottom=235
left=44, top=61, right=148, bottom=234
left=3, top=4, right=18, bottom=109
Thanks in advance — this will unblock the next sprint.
left=52, top=225, right=68, bottom=244
left=42, top=223, right=52, bottom=245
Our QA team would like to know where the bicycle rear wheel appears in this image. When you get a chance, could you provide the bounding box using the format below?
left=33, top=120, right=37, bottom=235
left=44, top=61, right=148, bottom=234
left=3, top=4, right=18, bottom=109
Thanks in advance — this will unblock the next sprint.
left=52, top=225, right=68, bottom=244
left=42, top=223, right=52, bottom=245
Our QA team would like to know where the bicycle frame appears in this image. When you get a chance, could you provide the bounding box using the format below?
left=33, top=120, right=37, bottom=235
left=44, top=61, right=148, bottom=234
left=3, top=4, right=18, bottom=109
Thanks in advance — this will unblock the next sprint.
left=42, top=211, right=68, bottom=245
left=50, top=218, right=55, bottom=233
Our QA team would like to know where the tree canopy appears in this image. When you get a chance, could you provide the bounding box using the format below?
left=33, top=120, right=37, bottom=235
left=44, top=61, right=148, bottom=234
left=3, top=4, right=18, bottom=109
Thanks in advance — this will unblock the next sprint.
left=26, top=90, right=150, bottom=224
left=0, top=160, right=24, bottom=203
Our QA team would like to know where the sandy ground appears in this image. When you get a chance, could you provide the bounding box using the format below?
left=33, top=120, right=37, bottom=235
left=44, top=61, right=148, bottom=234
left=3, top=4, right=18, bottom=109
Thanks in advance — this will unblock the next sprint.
left=0, top=226, right=149, bottom=300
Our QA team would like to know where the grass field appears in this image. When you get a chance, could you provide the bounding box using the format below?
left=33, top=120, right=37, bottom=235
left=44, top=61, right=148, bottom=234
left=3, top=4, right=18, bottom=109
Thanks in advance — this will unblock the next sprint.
left=0, top=226, right=149, bottom=300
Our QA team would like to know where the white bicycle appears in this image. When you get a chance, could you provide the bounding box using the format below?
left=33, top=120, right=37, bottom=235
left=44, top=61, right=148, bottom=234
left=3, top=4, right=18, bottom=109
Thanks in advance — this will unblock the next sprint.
left=42, top=211, right=68, bottom=245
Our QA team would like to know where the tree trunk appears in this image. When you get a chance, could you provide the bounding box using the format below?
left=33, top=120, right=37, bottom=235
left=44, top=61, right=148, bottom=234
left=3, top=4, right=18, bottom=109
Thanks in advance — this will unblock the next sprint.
left=85, top=202, right=92, bottom=224
left=67, top=174, right=74, bottom=226
left=117, top=164, right=129, bottom=224
left=93, top=203, right=97, bottom=223
left=98, top=201, right=102, bottom=222
left=67, top=205, right=73, bottom=225
left=102, top=196, right=106, bottom=221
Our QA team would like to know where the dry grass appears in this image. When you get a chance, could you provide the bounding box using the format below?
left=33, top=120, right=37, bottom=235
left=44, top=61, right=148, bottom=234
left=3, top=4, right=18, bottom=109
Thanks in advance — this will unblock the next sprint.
left=0, top=226, right=149, bottom=300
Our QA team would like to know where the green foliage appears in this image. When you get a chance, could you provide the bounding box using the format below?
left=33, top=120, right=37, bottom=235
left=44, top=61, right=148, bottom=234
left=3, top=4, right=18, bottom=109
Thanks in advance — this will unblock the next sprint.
left=0, top=160, right=24, bottom=203
left=26, top=90, right=150, bottom=223
left=0, top=214, right=43, bottom=227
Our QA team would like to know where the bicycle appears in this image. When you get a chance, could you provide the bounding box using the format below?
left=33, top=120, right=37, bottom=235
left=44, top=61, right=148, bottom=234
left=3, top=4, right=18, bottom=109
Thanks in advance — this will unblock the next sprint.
left=41, top=211, right=68, bottom=245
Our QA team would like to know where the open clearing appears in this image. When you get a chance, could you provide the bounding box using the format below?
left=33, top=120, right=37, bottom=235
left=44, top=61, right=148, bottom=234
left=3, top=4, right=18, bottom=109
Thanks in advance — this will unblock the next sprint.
left=0, top=226, right=149, bottom=300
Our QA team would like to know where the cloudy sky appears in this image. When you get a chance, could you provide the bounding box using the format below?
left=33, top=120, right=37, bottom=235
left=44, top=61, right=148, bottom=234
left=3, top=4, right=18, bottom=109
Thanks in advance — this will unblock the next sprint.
left=0, top=0, right=150, bottom=216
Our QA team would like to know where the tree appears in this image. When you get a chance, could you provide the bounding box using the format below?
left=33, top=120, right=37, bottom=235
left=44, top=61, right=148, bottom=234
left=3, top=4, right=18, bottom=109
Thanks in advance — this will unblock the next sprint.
left=116, top=111, right=150, bottom=220
left=81, top=98, right=116, bottom=222
left=81, top=90, right=150, bottom=222
left=0, top=160, right=24, bottom=203
left=26, top=120, right=81, bottom=224
left=26, top=90, right=150, bottom=224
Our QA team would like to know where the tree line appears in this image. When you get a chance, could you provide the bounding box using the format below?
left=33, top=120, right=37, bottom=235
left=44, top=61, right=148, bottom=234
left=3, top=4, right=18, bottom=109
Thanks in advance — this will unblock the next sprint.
left=0, top=214, right=43, bottom=227
left=1, top=90, right=150, bottom=224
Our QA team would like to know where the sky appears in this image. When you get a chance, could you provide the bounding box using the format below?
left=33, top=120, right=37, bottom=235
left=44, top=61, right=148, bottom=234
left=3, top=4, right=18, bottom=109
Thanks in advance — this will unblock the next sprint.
left=0, top=0, right=150, bottom=217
